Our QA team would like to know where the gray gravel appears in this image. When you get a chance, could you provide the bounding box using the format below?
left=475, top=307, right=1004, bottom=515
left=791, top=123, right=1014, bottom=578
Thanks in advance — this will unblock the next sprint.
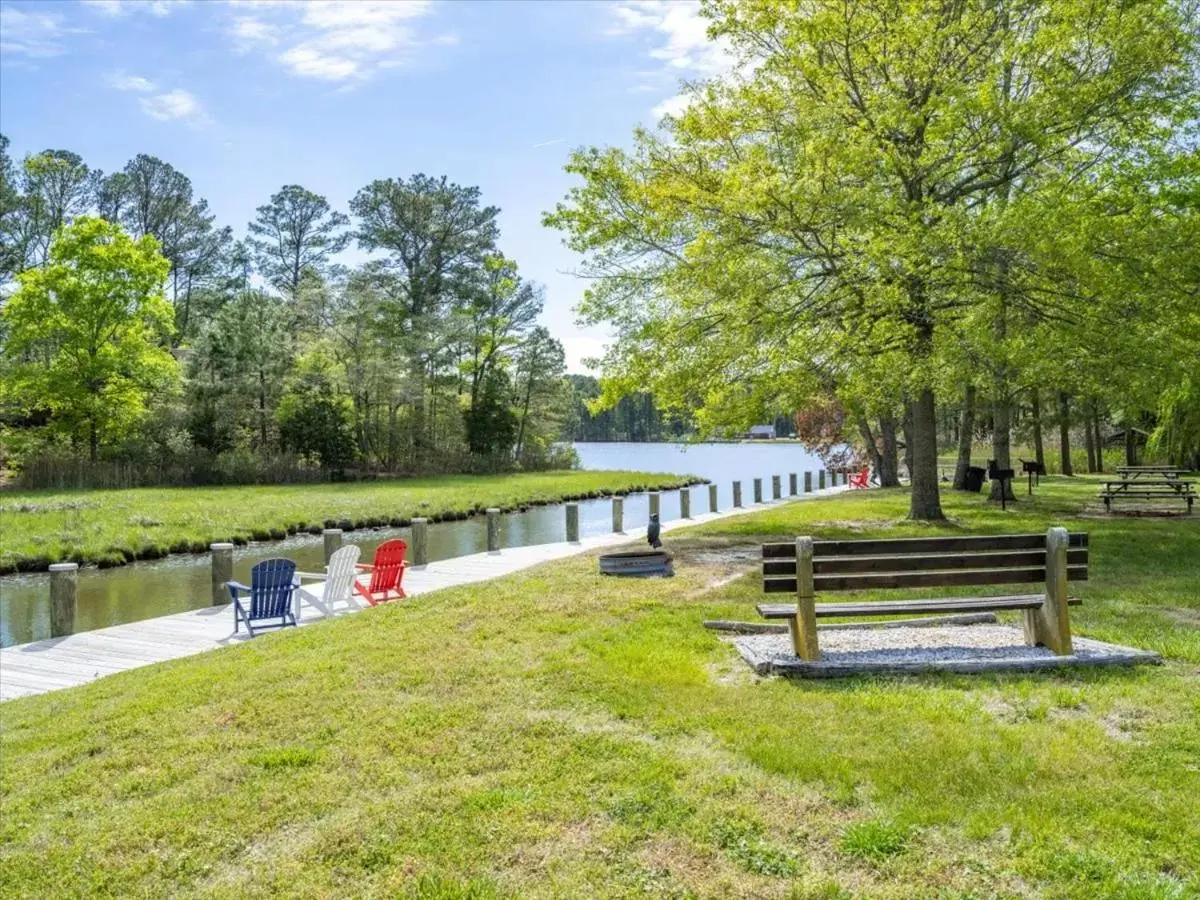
left=731, top=623, right=1160, bottom=677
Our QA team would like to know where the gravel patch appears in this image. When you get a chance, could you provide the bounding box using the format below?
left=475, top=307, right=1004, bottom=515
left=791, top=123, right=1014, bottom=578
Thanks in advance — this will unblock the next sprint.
left=731, top=623, right=1161, bottom=677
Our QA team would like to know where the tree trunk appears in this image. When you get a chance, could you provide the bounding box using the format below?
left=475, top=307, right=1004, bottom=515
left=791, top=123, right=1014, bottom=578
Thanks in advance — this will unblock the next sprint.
left=1058, top=391, right=1074, bottom=476
left=953, top=384, right=975, bottom=490
left=1092, top=410, right=1105, bottom=473
left=89, top=421, right=99, bottom=463
left=989, top=391, right=1017, bottom=501
left=878, top=415, right=900, bottom=487
left=856, top=416, right=883, bottom=476
left=1031, top=388, right=1045, bottom=469
left=907, top=389, right=944, bottom=520
left=1083, top=403, right=1097, bottom=473
left=901, top=403, right=914, bottom=481
left=1126, top=424, right=1137, bottom=466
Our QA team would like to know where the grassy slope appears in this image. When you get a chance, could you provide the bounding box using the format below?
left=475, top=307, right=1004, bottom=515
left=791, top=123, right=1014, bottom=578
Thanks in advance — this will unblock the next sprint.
left=0, top=471, right=696, bottom=573
left=2, top=478, right=1197, bottom=899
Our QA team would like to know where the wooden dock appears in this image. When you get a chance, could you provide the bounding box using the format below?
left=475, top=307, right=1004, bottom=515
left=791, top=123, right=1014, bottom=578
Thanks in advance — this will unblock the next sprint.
left=0, top=488, right=847, bottom=702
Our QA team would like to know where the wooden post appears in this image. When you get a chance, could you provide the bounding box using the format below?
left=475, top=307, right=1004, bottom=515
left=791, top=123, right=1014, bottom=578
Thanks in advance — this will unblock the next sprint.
left=789, top=473, right=798, bottom=495
left=49, top=562, right=78, bottom=638
left=804, top=472, right=812, bottom=493
left=753, top=478, right=763, bottom=504
left=818, top=470, right=826, bottom=490
left=566, top=503, right=580, bottom=542
left=708, top=483, right=718, bottom=513
left=322, top=528, right=343, bottom=565
left=1024, top=526, right=1073, bottom=655
left=612, top=496, right=624, bottom=533
left=771, top=475, right=781, bottom=500
left=791, top=537, right=820, bottom=661
left=411, top=518, right=429, bottom=567
left=648, top=492, right=661, bottom=518
left=733, top=481, right=743, bottom=507
left=680, top=488, right=692, bottom=519
left=486, top=508, right=501, bottom=553
left=210, top=542, right=233, bottom=606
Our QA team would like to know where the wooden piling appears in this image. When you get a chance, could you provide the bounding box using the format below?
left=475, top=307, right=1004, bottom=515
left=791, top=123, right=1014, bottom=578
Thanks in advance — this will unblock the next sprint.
left=708, top=483, right=718, bottom=512
left=411, top=518, right=429, bottom=566
left=322, top=528, right=343, bottom=565
left=566, top=503, right=580, bottom=542
left=49, top=562, right=78, bottom=638
left=789, top=473, right=798, bottom=495
left=486, top=509, right=501, bottom=553
left=733, top=481, right=743, bottom=507
left=772, top=475, right=782, bottom=500
left=612, top=496, right=624, bottom=533
left=754, top=478, right=763, bottom=504
left=210, top=543, right=233, bottom=607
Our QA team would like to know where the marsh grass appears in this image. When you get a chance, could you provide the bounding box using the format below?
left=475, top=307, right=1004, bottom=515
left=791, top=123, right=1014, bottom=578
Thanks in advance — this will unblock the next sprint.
left=0, top=470, right=695, bottom=573
left=1, top=476, right=1197, bottom=897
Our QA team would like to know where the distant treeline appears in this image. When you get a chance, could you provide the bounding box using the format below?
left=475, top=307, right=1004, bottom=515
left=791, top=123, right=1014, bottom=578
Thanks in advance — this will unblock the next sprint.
left=566, top=376, right=690, bottom=443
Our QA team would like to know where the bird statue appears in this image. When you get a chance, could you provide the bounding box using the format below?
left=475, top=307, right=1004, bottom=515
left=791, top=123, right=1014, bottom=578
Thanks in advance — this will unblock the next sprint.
left=647, top=513, right=662, bottom=549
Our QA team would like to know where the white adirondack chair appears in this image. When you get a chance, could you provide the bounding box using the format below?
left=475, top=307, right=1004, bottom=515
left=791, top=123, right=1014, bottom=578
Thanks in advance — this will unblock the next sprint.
left=296, top=545, right=363, bottom=618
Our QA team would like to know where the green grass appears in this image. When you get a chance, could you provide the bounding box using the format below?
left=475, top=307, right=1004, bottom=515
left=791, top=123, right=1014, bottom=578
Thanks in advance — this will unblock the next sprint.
left=2, top=477, right=1198, bottom=898
left=0, top=470, right=698, bottom=573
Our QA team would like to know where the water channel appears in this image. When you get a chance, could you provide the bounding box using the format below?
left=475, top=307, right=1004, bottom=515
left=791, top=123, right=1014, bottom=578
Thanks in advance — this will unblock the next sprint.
left=0, top=441, right=824, bottom=646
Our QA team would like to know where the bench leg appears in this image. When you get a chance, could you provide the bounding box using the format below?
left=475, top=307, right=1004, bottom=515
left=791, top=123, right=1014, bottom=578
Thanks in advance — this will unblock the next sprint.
left=1023, top=526, right=1073, bottom=655
left=792, top=537, right=820, bottom=661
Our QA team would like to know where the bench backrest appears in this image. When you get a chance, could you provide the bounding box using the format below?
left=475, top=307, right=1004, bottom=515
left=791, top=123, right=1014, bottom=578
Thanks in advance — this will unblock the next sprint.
left=762, top=533, right=1088, bottom=594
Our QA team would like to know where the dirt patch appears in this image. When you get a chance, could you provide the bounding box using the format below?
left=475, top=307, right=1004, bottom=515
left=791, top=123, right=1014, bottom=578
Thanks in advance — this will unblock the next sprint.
left=674, top=545, right=760, bottom=567
left=1164, top=607, right=1200, bottom=627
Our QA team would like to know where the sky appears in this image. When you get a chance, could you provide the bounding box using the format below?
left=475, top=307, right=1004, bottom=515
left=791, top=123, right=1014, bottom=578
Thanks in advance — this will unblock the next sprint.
left=0, top=0, right=731, bottom=372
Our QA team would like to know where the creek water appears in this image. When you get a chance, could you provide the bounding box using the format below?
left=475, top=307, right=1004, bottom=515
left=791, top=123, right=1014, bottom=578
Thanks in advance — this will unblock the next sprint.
left=0, top=441, right=823, bottom=646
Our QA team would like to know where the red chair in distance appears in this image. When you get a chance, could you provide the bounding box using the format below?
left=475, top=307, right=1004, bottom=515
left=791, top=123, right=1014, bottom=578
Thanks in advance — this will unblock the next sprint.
left=849, top=466, right=871, bottom=489
left=354, top=539, right=409, bottom=605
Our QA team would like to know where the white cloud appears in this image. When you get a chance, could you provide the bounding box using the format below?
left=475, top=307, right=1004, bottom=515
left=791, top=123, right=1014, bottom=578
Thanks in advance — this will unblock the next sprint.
left=0, top=5, right=72, bottom=58
left=107, top=71, right=156, bottom=92
left=83, top=0, right=191, bottom=16
left=229, top=16, right=278, bottom=49
left=139, top=89, right=210, bottom=126
left=223, top=0, right=450, bottom=82
left=651, top=93, right=692, bottom=120
left=607, top=1, right=734, bottom=119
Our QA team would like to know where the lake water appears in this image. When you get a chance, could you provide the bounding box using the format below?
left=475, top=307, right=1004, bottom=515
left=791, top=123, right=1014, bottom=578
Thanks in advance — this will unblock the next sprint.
left=0, top=442, right=825, bottom=647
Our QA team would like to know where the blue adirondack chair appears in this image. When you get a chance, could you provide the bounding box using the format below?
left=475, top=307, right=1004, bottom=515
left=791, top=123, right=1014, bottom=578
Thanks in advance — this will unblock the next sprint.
left=228, top=558, right=300, bottom=637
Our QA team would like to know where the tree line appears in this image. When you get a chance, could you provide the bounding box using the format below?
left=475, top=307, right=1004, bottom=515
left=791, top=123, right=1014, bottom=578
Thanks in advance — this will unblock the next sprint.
left=547, top=0, right=1200, bottom=518
left=0, top=136, right=583, bottom=486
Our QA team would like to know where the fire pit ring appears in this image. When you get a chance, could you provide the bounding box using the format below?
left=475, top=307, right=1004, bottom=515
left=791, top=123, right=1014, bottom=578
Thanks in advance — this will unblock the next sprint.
left=599, top=550, right=674, bottom=577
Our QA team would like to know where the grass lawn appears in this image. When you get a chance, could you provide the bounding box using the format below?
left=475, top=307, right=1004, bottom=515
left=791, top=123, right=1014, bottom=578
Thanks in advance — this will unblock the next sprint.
left=0, top=470, right=697, bottom=574
left=2, top=477, right=1197, bottom=898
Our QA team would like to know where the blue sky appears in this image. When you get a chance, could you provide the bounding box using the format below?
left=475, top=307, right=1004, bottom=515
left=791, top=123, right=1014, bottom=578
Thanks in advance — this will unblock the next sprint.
left=0, top=0, right=729, bottom=371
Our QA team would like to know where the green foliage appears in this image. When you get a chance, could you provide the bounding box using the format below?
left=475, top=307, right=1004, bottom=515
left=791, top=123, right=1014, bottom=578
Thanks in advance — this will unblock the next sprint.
left=463, top=368, right=518, bottom=457
left=839, top=820, right=912, bottom=862
left=247, top=184, right=349, bottom=300
left=277, top=347, right=358, bottom=472
left=546, top=0, right=1199, bottom=517
left=1, top=216, right=177, bottom=460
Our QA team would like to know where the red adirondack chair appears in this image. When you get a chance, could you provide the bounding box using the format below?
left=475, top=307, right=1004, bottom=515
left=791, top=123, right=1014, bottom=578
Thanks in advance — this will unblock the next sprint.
left=354, top=539, right=408, bottom=605
left=849, top=466, right=871, bottom=489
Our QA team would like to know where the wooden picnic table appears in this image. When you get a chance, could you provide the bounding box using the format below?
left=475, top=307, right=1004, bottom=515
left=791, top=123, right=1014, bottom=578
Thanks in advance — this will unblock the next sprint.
left=1115, top=466, right=1190, bottom=481
left=1100, top=474, right=1196, bottom=514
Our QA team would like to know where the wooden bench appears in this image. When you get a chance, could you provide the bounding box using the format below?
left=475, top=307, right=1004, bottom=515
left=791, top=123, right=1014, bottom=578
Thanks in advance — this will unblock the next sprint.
left=757, top=528, right=1086, bottom=661
left=1099, top=480, right=1195, bottom=514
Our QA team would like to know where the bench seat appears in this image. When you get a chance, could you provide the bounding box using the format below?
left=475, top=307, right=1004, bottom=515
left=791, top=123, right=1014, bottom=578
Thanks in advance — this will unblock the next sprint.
left=759, top=529, right=1085, bottom=661
left=758, top=594, right=1082, bottom=620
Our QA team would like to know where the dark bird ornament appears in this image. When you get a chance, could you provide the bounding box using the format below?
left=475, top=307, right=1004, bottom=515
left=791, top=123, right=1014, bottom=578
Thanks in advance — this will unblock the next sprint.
left=647, top=513, right=662, bottom=549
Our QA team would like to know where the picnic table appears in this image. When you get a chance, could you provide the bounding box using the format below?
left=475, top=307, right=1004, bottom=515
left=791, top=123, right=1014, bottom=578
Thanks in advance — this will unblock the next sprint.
left=1115, top=465, right=1190, bottom=481
left=1101, top=469, right=1195, bottom=514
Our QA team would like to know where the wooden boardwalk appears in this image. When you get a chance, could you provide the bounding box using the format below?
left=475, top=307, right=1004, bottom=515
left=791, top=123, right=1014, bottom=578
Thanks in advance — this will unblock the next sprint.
left=0, top=489, right=847, bottom=702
